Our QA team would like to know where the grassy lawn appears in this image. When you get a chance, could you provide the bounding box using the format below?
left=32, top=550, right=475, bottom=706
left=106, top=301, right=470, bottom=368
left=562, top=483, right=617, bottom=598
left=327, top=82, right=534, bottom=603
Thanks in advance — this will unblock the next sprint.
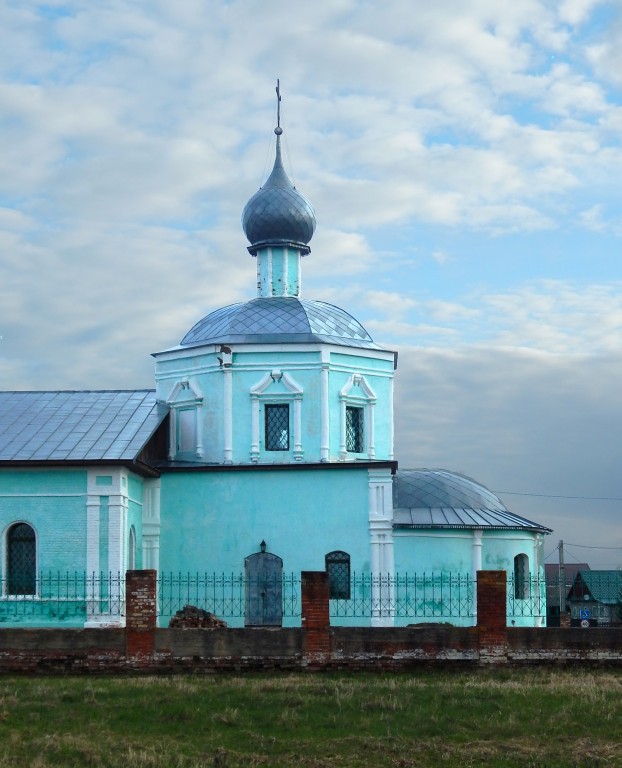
left=1, top=669, right=622, bottom=767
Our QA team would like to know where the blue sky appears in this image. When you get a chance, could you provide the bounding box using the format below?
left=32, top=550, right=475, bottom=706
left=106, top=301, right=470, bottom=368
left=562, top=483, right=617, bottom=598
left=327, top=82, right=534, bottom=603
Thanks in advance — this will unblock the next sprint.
left=1, top=0, right=622, bottom=568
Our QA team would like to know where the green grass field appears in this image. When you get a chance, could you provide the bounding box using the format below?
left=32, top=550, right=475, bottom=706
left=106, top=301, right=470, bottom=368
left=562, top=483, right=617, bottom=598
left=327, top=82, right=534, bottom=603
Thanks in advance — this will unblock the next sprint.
left=1, top=669, right=621, bottom=767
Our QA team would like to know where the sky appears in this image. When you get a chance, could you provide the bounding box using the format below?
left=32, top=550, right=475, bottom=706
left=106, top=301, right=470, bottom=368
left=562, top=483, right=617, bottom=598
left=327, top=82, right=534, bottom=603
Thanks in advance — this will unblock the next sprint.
left=1, top=0, right=622, bottom=569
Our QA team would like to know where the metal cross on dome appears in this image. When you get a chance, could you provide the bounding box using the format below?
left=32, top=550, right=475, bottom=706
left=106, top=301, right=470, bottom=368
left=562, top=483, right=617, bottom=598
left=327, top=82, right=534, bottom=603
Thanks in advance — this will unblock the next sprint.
left=275, top=79, right=282, bottom=134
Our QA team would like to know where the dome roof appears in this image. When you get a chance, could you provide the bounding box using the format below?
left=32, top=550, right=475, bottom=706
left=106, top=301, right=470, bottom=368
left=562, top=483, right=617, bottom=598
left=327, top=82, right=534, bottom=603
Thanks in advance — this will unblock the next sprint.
left=393, top=469, right=551, bottom=532
left=242, top=135, right=316, bottom=253
left=180, top=296, right=380, bottom=349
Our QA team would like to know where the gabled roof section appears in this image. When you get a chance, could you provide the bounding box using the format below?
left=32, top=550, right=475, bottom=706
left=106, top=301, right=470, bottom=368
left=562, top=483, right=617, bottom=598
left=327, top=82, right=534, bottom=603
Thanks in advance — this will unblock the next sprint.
left=568, top=570, right=622, bottom=605
left=544, top=563, right=590, bottom=607
left=0, top=390, right=168, bottom=463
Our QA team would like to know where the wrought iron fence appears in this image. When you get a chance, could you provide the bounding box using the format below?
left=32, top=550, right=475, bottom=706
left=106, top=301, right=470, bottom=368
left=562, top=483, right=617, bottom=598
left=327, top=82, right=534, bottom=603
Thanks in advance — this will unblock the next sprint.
left=0, top=572, right=125, bottom=621
left=0, top=570, right=570, bottom=625
left=330, top=572, right=475, bottom=620
left=507, top=573, right=546, bottom=620
left=157, top=572, right=302, bottom=622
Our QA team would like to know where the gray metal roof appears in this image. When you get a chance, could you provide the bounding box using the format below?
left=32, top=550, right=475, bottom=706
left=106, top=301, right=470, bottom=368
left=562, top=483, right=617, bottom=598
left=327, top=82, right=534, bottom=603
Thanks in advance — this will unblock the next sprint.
left=393, top=469, right=551, bottom=532
left=180, top=296, right=381, bottom=350
left=242, top=134, right=316, bottom=253
left=0, top=390, right=167, bottom=463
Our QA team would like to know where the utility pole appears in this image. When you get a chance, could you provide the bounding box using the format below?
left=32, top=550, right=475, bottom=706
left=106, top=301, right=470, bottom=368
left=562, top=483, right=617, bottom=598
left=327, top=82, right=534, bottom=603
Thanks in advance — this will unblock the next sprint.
left=558, top=539, right=565, bottom=623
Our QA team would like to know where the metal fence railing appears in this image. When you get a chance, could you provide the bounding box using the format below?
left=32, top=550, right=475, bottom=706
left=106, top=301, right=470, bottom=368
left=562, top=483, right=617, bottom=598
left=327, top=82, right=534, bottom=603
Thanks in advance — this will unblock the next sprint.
left=507, top=573, right=547, bottom=620
left=3, top=570, right=586, bottom=626
left=0, top=572, right=125, bottom=622
left=157, top=572, right=302, bottom=622
left=330, top=572, right=475, bottom=620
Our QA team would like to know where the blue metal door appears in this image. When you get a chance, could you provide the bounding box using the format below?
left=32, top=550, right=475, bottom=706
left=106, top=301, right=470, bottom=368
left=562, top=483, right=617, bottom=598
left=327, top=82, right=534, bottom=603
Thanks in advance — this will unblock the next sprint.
left=244, top=550, right=283, bottom=626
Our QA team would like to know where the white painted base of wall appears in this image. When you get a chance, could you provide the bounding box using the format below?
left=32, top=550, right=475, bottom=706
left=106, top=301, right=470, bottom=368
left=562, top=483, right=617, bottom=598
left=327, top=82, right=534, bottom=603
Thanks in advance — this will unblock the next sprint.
left=84, top=616, right=126, bottom=629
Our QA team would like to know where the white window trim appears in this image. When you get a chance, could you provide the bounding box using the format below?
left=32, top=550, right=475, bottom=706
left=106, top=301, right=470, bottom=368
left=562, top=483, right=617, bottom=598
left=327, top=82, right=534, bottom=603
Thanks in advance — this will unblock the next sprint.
left=166, top=380, right=204, bottom=460
left=250, top=370, right=303, bottom=462
left=339, top=374, right=377, bottom=461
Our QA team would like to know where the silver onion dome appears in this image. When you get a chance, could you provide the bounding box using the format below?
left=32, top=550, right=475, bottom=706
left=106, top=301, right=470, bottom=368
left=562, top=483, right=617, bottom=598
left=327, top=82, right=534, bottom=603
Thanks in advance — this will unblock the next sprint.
left=242, top=131, right=316, bottom=255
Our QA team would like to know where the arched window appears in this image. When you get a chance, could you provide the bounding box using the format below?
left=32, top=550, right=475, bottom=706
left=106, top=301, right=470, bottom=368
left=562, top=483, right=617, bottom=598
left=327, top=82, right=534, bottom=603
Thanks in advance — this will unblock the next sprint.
left=325, top=550, right=351, bottom=600
left=128, top=526, right=136, bottom=571
left=6, top=523, right=36, bottom=595
left=514, top=553, right=529, bottom=600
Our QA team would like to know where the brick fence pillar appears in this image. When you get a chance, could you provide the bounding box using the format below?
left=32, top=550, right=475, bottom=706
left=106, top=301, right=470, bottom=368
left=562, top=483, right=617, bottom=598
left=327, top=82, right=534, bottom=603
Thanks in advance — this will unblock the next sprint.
left=125, top=570, right=157, bottom=658
left=477, top=570, right=508, bottom=664
left=301, top=571, right=330, bottom=665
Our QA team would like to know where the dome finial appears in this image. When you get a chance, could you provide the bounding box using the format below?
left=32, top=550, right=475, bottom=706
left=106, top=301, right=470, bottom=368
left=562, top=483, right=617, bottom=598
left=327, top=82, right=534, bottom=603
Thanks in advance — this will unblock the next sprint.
left=242, top=82, right=316, bottom=256
left=275, top=78, right=283, bottom=136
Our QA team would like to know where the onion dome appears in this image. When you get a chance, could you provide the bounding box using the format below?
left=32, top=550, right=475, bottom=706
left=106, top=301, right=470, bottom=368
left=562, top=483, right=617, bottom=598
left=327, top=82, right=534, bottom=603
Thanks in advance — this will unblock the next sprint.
left=393, top=469, right=551, bottom=532
left=242, top=129, right=316, bottom=255
left=180, top=297, right=380, bottom=350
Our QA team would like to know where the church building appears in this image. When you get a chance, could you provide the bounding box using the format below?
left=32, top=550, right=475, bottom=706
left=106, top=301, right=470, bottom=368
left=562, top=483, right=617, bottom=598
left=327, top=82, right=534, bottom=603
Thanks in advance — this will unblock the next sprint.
left=0, top=93, right=551, bottom=628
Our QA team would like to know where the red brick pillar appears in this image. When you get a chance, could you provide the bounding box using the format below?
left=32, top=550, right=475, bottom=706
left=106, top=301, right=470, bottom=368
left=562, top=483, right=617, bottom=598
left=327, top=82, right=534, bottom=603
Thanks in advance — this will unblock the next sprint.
left=477, top=570, right=508, bottom=664
left=125, top=570, right=157, bottom=658
left=301, top=571, right=331, bottom=665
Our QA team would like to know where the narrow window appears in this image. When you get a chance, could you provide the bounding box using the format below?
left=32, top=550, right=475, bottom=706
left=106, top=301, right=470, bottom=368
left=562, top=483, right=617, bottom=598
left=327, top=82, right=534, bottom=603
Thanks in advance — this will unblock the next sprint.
left=7, top=523, right=36, bottom=595
left=326, top=550, right=351, bottom=599
left=128, top=526, right=136, bottom=571
left=514, top=553, right=529, bottom=600
left=346, top=406, right=364, bottom=453
left=265, top=404, right=289, bottom=451
left=176, top=407, right=196, bottom=455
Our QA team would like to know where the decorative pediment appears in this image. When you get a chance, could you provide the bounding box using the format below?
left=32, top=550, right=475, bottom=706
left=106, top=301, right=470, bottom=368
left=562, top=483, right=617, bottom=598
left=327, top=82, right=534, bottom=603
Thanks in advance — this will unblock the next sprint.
left=339, top=373, right=376, bottom=402
left=167, top=380, right=203, bottom=406
left=250, top=370, right=303, bottom=398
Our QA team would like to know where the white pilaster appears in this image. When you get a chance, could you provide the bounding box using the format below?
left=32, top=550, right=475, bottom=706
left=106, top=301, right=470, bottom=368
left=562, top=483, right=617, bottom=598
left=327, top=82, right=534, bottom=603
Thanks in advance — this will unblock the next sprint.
left=282, top=247, right=288, bottom=296
left=85, top=469, right=127, bottom=628
left=267, top=247, right=273, bottom=295
left=368, top=469, right=395, bottom=627
left=296, top=251, right=302, bottom=296
left=388, top=376, right=394, bottom=460
left=293, top=395, right=303, bottom=461
left=472, top=529, right=483, bottom=576
left=367, top=401, right=376, bottom=459
left=223, top=365, right=233, bottom=463
left=142, top=478, right=161, bottom=573
left=250, top=396, right=260, bottom=462
left=320, top=361, right=329, bottom=461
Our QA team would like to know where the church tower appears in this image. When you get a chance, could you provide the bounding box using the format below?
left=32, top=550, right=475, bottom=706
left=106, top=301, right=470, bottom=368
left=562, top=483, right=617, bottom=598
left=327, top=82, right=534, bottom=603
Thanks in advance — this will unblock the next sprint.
left=153, top=85, right=397, bottom=468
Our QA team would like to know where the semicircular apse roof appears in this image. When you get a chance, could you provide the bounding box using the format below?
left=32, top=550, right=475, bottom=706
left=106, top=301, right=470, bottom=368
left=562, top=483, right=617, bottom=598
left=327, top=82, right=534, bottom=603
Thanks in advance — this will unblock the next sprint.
left=393, top=469, right=551, bottom=532
left=180, top=297, right=380, bottom=349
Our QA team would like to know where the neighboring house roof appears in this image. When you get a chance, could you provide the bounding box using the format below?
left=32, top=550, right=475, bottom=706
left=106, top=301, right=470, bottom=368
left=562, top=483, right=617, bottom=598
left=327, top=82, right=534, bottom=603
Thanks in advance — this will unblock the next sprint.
left=568, top=570, right=622, bottom=605
left=0, top=390, right=168, bottom=465
left=544, top=563, right=590, bottom=608
left=393, top=469, right=552, bottom=533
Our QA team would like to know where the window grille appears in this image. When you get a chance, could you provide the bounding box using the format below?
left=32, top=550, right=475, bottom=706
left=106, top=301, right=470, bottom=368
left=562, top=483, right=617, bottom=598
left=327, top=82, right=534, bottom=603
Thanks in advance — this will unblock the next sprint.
left=326, top=550, right=351, bottom=599
left=513, top=553, right=529, bottom=599
left=265, top=404, right=289, bottom=451
left=345, top=406, right=364, bottom=453
left=7, top=523, right=36, bottom=595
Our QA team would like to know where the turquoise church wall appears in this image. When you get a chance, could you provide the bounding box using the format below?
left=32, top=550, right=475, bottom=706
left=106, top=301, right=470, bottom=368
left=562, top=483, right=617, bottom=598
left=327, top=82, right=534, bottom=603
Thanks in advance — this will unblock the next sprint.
left=0, top=468, right=88, bottom=627
left=0, top=469, right=87, bottom=573
left=158, top=466, right=373, bottom=627
left=393, top=528, right=545, bottom=627
left=0, top=467, right=148, bottom=626
left=154, top=344, right=395, bottom=465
